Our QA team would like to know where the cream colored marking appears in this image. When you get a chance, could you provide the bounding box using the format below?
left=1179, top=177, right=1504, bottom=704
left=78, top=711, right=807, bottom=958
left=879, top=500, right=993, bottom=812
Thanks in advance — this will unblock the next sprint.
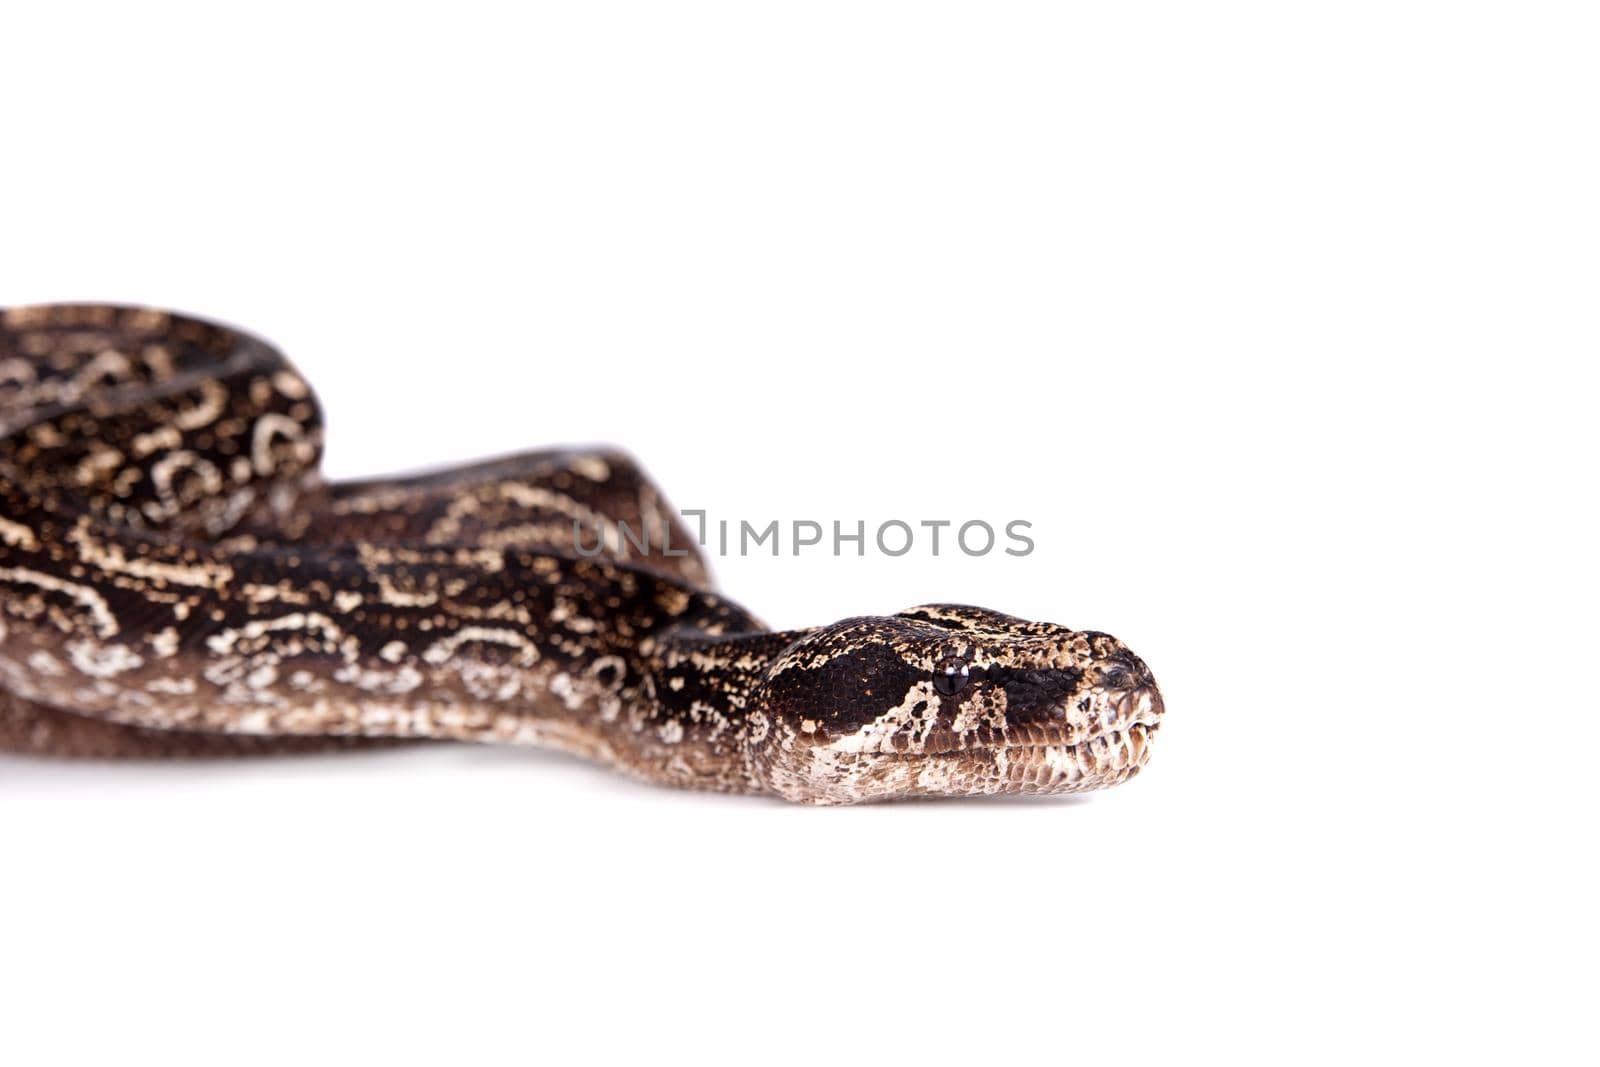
left=333, top=486, right=419, bottom=516
left=569, top=455, right=611, bottom=482
left=456, top=660, right=527, bottom=702
left=151, top=451, right=224, bottom=510
left=0, top=566, right=119, bottom=638
left=950, top=687, right=1006, bottom=735
left=251, top=413, right=308, bottom=474
left=272, top=372, right=310, bottom=400
left=585, top=655, right=626, bottom=687
left=69, top=524, right=233, bottom=588
left=334, top=662, right=423, bottom=695
left=131, top=425, right=183, bottom=458
left=149, top=628, right=181, bottom=658
left=375, top=575, right=437, bottom=608
left=695, top=701, right=732, bottom=740
left=0, top=516, right=38, bottom=550
left=173, top=379, right=229, bottom=431
left=27, top=651, right=65, bottom=676
left=205, top=612, right=351, bottom=657
left=73, top=350, right=134, bottom=392
left=0, top=357, right=37, bottom=384
left=75, top=447, right=124, bottom=485
left=243, top=583, right=311, bottom=605
left=827, top=680, right=940, bottom=755
left=549, top=672, right=583, bottom=710
left=1066, top=701, right=1091, bottom=730
left=1042, top=745, right=1084, bottom=780
left=69, top=640, right=145, bottom=678
left=27, top=423, right=65, bottom=448
left=433, top=483, right=622, bottom=554
left=139, top=341, right=175, bottom=376
left=421, top=626, right=541, bottom=666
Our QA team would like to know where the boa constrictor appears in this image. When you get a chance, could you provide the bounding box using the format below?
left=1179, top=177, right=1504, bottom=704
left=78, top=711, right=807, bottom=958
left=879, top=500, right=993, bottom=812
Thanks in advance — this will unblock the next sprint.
left=0, top=305, right=1163, bottom=804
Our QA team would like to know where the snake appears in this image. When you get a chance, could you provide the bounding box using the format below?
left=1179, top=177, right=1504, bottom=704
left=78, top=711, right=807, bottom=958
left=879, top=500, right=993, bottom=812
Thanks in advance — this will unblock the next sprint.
left=0, top=304, right=1163, bottom=804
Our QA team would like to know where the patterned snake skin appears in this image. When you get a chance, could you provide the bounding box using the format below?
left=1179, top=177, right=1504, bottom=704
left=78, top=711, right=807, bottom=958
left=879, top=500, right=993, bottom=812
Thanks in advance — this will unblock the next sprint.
left=0, top=304, right=1163, bottom=804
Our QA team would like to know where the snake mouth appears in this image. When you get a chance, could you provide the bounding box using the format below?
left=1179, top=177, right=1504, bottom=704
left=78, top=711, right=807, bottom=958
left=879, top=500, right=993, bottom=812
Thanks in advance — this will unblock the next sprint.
left=888, top=686, right=1164, bottom=792
left=924, top=720, right=1162, bottom=796
left=793, top=721, right=1162, bottom=803
left=916, top=720, right=1161, bottom=762
left=910, top=684, right=1164, bottom=758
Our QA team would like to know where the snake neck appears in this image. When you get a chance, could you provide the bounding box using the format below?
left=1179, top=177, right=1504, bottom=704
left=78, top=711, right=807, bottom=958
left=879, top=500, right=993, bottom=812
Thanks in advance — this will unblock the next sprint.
left=643, top=625, right=815, bottom=723
left=599, top=618, right=812, bottom=793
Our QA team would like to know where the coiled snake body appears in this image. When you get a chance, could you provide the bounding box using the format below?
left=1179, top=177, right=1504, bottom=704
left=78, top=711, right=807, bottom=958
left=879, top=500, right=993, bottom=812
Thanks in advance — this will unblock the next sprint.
left=0, top=305, right=1163, bottom=804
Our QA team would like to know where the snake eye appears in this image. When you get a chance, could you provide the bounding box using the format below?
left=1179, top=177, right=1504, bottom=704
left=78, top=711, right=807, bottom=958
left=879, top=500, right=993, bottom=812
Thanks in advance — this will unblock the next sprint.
left=932, top=656, right=970, bottom=696
left=1100, top=665, right=1131, bottom=690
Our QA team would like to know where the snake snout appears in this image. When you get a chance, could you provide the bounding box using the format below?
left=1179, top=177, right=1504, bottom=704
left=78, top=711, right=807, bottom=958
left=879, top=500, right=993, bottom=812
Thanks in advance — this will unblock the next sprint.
left=1110, top=683, right=1163, bottom=727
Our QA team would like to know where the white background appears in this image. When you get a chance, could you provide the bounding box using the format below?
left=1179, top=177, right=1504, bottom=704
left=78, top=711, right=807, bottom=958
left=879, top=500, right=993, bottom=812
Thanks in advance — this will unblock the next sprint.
left=1, top=3, right=1593, bottom=1064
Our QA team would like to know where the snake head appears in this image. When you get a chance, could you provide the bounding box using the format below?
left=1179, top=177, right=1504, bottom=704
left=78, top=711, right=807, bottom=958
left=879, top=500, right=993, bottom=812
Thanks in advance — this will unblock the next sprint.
left=745, top=604, right=1163, bottom=805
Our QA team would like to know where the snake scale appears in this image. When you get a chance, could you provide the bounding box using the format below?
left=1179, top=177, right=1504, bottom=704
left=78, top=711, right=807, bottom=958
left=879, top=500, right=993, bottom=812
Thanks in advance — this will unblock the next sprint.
left=0, top=304, right=1163, bottom=804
